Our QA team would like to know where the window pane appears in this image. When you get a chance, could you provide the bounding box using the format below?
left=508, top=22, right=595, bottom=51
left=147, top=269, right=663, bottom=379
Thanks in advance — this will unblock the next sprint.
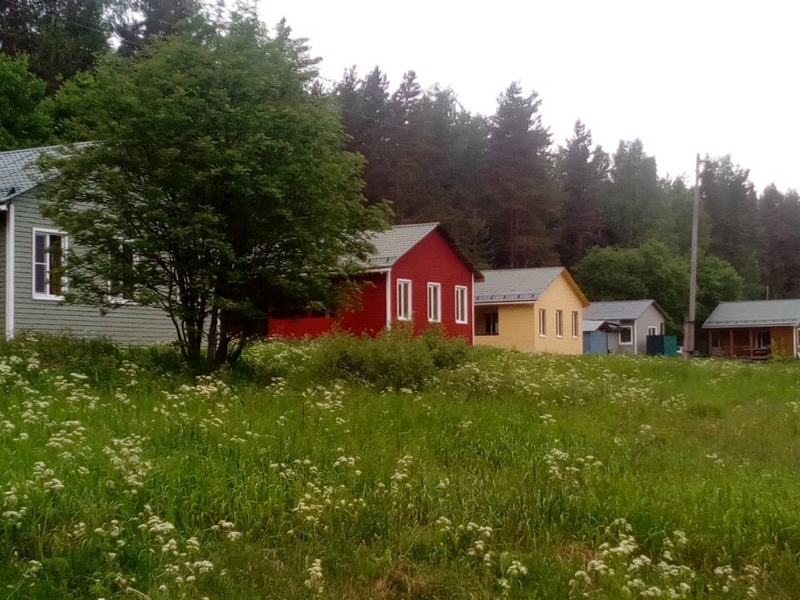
left=35, top=264, right=47, bottom=294
left=49, top=236, right=63, bottom=296
left=620, top=327, right=632, bottom=343
left=35, top=233, right=46, bottom=264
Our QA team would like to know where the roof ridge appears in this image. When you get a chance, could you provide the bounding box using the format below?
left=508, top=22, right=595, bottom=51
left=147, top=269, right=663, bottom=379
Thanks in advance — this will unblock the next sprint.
left=388, top=222, right=439, bottom=229
left=0, top=141, right=93, bottom=157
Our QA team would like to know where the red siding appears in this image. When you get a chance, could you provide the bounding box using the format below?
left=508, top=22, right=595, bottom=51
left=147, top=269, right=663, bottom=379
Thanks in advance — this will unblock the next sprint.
left=390, top=228, right=473, bottom=342
left=269, top=228, right=475, bottom=344
left=271, top=272, right=388, bottom=339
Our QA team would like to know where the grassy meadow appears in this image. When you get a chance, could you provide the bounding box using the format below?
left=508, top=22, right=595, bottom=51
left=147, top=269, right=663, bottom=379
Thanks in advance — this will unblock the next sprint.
left=2, top=332, right=800, bottom=599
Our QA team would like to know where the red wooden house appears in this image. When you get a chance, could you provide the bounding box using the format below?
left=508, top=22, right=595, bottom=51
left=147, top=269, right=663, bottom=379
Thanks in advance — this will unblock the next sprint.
left=270, top=223, right=483, bottom=343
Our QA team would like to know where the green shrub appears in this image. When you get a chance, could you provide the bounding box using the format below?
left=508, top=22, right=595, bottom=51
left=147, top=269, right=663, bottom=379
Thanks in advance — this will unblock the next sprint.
left=238, top=339, right=315, bottom=384
left=311, top=327, right=468, bottom=390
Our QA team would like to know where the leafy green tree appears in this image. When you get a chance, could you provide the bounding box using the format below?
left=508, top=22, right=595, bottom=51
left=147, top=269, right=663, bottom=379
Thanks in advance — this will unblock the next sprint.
left=0, top=0, right=110, bottom=92
left=0, top=54, right=53, bottom=150
left=696, top=254, right=743, bottom=324
left=574, top=241, right=742, bottom=332
left=41, top=13, right=388, bottom=364
left=556, top=120, right=609, bottom=266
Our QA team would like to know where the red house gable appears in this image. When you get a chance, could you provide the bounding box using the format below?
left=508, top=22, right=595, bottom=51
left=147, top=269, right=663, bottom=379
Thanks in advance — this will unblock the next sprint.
left=270, top=223, right=482, bottom=343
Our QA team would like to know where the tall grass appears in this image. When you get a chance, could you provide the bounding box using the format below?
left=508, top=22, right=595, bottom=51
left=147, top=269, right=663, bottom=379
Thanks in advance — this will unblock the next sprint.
left=1, top=333, right=798, bottom=598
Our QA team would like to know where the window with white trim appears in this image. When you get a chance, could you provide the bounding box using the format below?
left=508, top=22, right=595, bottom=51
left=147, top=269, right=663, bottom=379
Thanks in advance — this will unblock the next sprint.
left=538, top=308, right=546, bottom=336
left=109, top=240, right=137, bottom=303
left=427, top=283, right=441, bottom=322
left=619, top=325, right=633, bottom=345
left=33, top=229, right=66, bottom=299
left=397, top=279, right=412, bottom=321
left=555, top=309, right=564, bottom=338
left=571, top=311, right=579, bottom=338
left=647, top=325, right=658, bottom=336
left=455, top=285, right=468, bottom=324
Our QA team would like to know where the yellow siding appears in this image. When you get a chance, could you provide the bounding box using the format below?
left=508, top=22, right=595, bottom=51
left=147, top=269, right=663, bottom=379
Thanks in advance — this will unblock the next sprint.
left=532, top=272, right=585, bottom=355
left=474, top=272, right=586, bottom=355
left=475, top=304, right=537, bottom=351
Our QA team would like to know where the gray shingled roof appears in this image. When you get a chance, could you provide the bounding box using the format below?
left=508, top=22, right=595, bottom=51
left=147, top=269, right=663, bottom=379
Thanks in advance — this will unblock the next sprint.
left=366, top=223, right=439, bottom=267
left=365, top=222, right=482, bottom=278
left=0, top=146, right=49, bottom=202
left=584, top=300, right=664, bottom=321
left=703, top=299, right=800, bottom=329
left=474, top=267, right=565, bottom=303
left=0, top=144, right=91, bottom=203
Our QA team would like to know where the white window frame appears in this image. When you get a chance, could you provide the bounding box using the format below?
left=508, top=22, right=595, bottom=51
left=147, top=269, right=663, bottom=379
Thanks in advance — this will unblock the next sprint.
left=108, top=239, right=139, bottom=305
left=32, top=228, right=68, bottom=301
left=619, top=325, right=634, bottom=345
left=538, top=308, right=547, bottom=337
left=555, top=309, right=564, bottom=338
left=455, top=285, right=469, bottom=324
left=647, top=325, right=658, bottom=337
left=571, top=310, right=579, bottom=338
left=397, top=279, right=412, bottom=321
left=427, top=282, right=441, bottom=323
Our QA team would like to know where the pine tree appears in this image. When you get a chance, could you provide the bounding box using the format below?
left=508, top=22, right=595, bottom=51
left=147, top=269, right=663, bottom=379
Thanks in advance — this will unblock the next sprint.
left=556, top=120, right=609, bottom=266
left=114, top=0, right=201, bottom=56
left=700, top=156, right=761, bottom=274
left=604, top=139, right=663, bottom=247
left=483, top=82, right=558, bottom=268
left=0, top=0, right=110, bottom=91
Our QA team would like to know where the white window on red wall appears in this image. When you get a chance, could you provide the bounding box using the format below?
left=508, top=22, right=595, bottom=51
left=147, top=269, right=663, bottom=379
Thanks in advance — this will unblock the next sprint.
left=397, top=279, right=412, bottom=321
left=455, top=285, right=468, bottom=324
left=427, top=283, right=441, bottom=322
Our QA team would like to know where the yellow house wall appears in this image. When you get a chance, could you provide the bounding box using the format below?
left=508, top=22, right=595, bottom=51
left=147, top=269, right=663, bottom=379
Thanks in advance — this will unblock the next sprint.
left=474, top=304, right=537, bottom=351
left=532, top=272, right=585, bottom=355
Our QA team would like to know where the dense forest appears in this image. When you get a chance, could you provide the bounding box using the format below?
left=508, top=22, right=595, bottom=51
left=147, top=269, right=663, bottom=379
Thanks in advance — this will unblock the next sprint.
left=2, top=0, right=799, bottom=331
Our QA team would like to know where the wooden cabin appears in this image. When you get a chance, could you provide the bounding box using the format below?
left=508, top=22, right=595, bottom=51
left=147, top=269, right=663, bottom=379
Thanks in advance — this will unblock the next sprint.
left=702, top=299, right=800, bottom=359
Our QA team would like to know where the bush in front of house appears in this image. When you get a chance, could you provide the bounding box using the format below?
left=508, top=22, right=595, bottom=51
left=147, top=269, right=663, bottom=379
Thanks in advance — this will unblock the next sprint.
left=311, top=326, right=468, bottom=390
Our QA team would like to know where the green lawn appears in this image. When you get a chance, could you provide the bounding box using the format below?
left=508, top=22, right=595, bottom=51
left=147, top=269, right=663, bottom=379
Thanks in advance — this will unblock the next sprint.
left=1, top=334, right=799, bottom=599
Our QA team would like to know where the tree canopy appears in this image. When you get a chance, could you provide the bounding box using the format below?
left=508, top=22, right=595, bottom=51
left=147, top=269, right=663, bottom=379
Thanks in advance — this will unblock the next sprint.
left=40, top=13, right=388, bottom=364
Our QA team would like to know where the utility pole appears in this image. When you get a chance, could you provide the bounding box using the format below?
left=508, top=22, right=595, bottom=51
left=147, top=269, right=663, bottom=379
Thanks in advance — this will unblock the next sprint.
left=684, top=153, right=700, bottom=357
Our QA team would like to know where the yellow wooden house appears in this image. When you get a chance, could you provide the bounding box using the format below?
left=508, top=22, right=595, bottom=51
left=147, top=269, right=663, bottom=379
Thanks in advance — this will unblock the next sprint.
left=474, top=267, right=589, bottom=354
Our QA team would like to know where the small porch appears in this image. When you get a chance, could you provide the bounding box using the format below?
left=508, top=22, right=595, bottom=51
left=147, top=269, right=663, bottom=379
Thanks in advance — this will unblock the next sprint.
left=707, top=326, right=797, bottom=360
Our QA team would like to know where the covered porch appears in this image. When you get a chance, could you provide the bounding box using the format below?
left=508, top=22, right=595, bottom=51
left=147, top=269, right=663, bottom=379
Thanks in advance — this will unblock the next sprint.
left=707, top=326, right=797, bottom=360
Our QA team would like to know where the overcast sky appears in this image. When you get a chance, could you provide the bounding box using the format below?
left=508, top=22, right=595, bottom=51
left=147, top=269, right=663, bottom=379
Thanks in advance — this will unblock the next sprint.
left=258, top=0, right=799, bottom=193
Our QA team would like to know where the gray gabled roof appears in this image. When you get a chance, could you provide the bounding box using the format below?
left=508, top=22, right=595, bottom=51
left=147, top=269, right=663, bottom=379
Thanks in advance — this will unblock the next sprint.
left=584, top=300, right=666, bottom=321
left=702, top=299, right=800, bottom=329
left=475, top=267, right=582, bottom=304
left=365, top=222, right=482, bottom=278
left=366, top=223, right=439, bottom=267
left=0, top=143, right=91, bottom=204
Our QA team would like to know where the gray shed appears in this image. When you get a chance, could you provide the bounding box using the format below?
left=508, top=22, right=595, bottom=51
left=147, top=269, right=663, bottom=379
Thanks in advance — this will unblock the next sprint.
left=583, top=300, right=667, bottom=355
